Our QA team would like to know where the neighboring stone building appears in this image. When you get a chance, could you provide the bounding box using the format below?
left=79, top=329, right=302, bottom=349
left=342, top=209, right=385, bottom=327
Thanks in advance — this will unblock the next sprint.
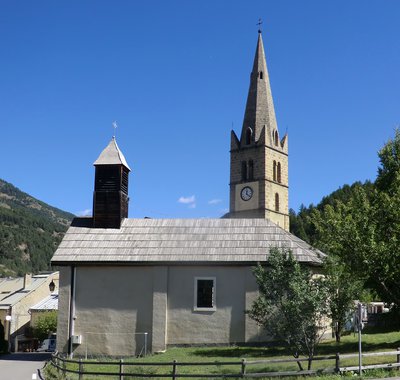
left=51, top=31, right=323, bottom=357
left=0, top=272, right=59, bottom=351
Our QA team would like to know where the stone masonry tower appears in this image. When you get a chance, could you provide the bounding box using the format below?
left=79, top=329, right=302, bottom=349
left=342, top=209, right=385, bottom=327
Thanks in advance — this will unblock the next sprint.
left=227, top=31, right=289, bottom=231
left=93, top=137, right=131, bottom=228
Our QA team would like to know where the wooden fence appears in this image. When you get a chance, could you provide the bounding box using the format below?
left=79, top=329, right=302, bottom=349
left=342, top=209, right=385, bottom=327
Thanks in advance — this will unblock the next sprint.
left=49, top=349, right=400, bottom=379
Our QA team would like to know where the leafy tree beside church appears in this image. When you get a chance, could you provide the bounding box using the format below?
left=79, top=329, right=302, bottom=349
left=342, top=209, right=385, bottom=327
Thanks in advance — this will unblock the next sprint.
left=290, top=129, right=400, bottom=313
left=248, top=248, right=329, bottom=369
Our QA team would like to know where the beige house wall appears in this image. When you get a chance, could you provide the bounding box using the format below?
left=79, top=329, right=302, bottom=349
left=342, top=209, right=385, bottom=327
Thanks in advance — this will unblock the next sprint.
left=56, top=265, right=269, bottom=357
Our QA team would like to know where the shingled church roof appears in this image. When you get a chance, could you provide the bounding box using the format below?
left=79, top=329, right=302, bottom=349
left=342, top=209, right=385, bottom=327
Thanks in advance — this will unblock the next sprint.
left=51, top=218, right=324, bottom=266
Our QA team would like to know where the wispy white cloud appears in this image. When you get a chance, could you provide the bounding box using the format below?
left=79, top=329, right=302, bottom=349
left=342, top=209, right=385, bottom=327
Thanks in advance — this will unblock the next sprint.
left=178, top=195, right=195, bottom=204
left=208, top=199, right=222, bottom=205
left=77, top=209, right=92, bottom=217
left=178, top=195, right=196, bottom=209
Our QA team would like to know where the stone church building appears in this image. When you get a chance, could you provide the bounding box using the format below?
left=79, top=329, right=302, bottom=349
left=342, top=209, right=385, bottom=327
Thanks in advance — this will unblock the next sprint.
left=51, top=32, right=323, bottom=357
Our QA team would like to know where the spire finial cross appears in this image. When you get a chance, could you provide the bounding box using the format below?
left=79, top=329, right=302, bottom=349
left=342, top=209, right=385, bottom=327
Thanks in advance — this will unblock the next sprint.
left=257, top=18, right=263, bottom=34
left=112, top=121, right=118, bottom=138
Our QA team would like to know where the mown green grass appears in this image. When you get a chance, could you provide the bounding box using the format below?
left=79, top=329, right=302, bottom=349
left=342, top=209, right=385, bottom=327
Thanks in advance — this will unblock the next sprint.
left=44, top=329, right=400, bottom=380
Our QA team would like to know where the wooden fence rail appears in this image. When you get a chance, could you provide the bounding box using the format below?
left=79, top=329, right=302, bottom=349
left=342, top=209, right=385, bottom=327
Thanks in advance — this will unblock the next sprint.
left=49, top=348, right=400, bottom=379
left=339, top=350, right=400, bottom=373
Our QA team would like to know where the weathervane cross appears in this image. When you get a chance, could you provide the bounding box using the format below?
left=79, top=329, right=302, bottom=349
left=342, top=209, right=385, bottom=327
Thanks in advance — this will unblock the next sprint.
left=257, top=18, right=263, bottom=33
left=112, top=121, right=117, bottom=138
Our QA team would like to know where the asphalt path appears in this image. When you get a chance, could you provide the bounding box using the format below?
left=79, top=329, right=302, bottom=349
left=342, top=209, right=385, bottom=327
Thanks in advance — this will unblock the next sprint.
left=0, top=352, right=51, bottom=380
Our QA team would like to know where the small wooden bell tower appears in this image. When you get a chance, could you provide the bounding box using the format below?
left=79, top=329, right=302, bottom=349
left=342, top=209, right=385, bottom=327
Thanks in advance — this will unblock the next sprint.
left=93, top=137, right=131, bottom=228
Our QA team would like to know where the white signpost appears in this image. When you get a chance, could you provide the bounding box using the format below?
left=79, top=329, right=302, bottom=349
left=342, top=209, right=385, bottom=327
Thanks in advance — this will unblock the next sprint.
left=355, top=302, right=364, bottom=376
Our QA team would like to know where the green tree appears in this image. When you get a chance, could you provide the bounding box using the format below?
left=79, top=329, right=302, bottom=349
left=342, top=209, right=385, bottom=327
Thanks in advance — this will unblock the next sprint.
left=34, top=311, right=57, bottom=341
left=247, top=248, right=328, bottom=370
left=375, top=129, right=400, bottom=192
left=308, top=131, right=400, bottom=308
left=323, top=256, right=362, bottom=342
left=370, top=129, right=400, bottom=306
left=309, top=184, right=375, bottom=277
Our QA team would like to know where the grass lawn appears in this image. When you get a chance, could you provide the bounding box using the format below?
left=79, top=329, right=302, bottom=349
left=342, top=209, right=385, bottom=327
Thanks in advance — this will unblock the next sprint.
left=44, top=329, right=400, bottom=380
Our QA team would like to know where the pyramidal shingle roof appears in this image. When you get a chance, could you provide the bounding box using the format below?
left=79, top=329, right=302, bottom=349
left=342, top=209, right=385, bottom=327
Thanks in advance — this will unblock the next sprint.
left=241, top=32, right=279, bottom=143
left=51, top=218, right=324, bottom=265
left=93, top=137, right=131, bottom=171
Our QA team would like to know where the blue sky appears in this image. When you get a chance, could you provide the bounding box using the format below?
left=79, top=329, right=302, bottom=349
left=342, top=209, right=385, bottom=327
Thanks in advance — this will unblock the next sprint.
left=1, top=1, right=399, bottom=218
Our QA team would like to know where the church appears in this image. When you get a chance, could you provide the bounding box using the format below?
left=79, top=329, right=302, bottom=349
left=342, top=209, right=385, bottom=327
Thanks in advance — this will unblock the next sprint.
left=51, top=31, right=323, bottom=357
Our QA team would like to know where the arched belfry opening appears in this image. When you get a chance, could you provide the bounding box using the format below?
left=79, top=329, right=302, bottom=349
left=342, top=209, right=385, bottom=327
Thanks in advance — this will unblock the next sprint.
left=274, top=130, right=279, bottom=146
left=245, top=127, right=253, bottom=145
left=93, top=137, right=131, bottom=229
left=275, top=193, right=280, bottom=212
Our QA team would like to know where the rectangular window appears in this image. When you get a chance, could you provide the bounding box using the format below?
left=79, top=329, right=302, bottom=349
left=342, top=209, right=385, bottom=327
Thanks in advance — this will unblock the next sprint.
left=194, top=277, right=216, bottom=311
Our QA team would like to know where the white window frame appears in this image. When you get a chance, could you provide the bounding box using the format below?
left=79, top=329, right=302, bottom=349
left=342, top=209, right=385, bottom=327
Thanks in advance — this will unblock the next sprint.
left=194, top=277, right=216, bottom=312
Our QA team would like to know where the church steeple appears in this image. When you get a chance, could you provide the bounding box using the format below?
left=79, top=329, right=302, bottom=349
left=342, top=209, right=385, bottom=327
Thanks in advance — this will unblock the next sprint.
left=227, top=32, right=289, bottom=231
left=93, top=137, right=131, bottom=229
left=240, top=31, right=278, bottom=145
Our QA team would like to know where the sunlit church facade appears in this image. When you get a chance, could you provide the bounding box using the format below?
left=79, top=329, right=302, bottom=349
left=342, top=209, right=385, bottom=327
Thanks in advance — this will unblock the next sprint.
left=52, top=31, right=323, bottom=357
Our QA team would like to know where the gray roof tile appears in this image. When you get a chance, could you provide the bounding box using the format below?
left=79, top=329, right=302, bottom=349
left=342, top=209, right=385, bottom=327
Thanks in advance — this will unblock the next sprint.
left=52, top=218, right=325, bottom=265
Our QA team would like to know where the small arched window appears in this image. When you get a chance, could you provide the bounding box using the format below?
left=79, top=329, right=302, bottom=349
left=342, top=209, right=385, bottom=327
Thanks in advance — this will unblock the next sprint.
left=275, top=193, right=280, bottom=212
left=259, top=71, right=263, bottom=79
left=274, top=130, right=279, bottom=146
left=241, top=161, right=247, bottom=181
left=245, top=127, right=253, bottom=145
left=273, top=160, right=277, bottom=182
left=248, top=160, right=254, bottom=180
left=277, top=162, right=281, bottom=183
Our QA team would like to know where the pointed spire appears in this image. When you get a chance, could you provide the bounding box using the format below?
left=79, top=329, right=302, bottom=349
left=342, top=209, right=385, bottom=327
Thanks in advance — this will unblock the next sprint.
left=240, top=32, right=278, bottom=144
left=93, top=137, right=131, bottom=171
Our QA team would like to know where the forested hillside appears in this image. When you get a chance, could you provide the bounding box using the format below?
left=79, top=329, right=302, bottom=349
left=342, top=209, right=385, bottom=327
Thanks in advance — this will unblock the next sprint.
left=289, top=180, right=375, bottom=245
left=0, top=179, right=74, bottom=276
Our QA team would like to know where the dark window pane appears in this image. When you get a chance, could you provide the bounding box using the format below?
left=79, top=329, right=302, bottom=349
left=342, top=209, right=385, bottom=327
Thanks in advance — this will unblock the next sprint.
left=248, top=160, right=254, bottom=180
left=241, top=161, right=247, bottom=181
left=197, top=279, right=214, bottom=308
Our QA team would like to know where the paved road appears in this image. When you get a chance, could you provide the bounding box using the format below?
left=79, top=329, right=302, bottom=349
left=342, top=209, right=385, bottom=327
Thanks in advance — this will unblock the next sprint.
left=0, top=352, right=51, bottom=380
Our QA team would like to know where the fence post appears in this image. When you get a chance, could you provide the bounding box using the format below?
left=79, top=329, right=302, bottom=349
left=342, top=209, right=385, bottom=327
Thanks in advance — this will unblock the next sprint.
left=53, top=355, right=58, bottom=374
left=79, top=358, right=83, bottom=380
left=335, top=352, right=340, bottom=374
left=172, top=360, right=177, bottom=380
left=52, top=355, right=57, bottom=375
left=62, top=357, right=66, bottom=377
left=119, top=358, right=124, bottom=380
left=397, top=347, right=400, bottom=371
left=241, top=359, right=246, bottom=378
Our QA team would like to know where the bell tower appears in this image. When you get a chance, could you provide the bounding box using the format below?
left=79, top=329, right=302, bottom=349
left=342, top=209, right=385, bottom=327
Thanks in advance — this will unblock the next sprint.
left=93, top=137, right=131, bottom=228
left=227, top=31, right=289, bottom=231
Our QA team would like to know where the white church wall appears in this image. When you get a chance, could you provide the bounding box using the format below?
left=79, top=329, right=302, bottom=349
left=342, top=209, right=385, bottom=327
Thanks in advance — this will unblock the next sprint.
left=167, top=265, right=258, bottom=345
left=71, top=266, right=154, bottom=357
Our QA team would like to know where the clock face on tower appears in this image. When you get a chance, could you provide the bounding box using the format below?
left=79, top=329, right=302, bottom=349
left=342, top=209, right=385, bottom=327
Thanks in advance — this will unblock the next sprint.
left=240, top=186, right=253, bottom=201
